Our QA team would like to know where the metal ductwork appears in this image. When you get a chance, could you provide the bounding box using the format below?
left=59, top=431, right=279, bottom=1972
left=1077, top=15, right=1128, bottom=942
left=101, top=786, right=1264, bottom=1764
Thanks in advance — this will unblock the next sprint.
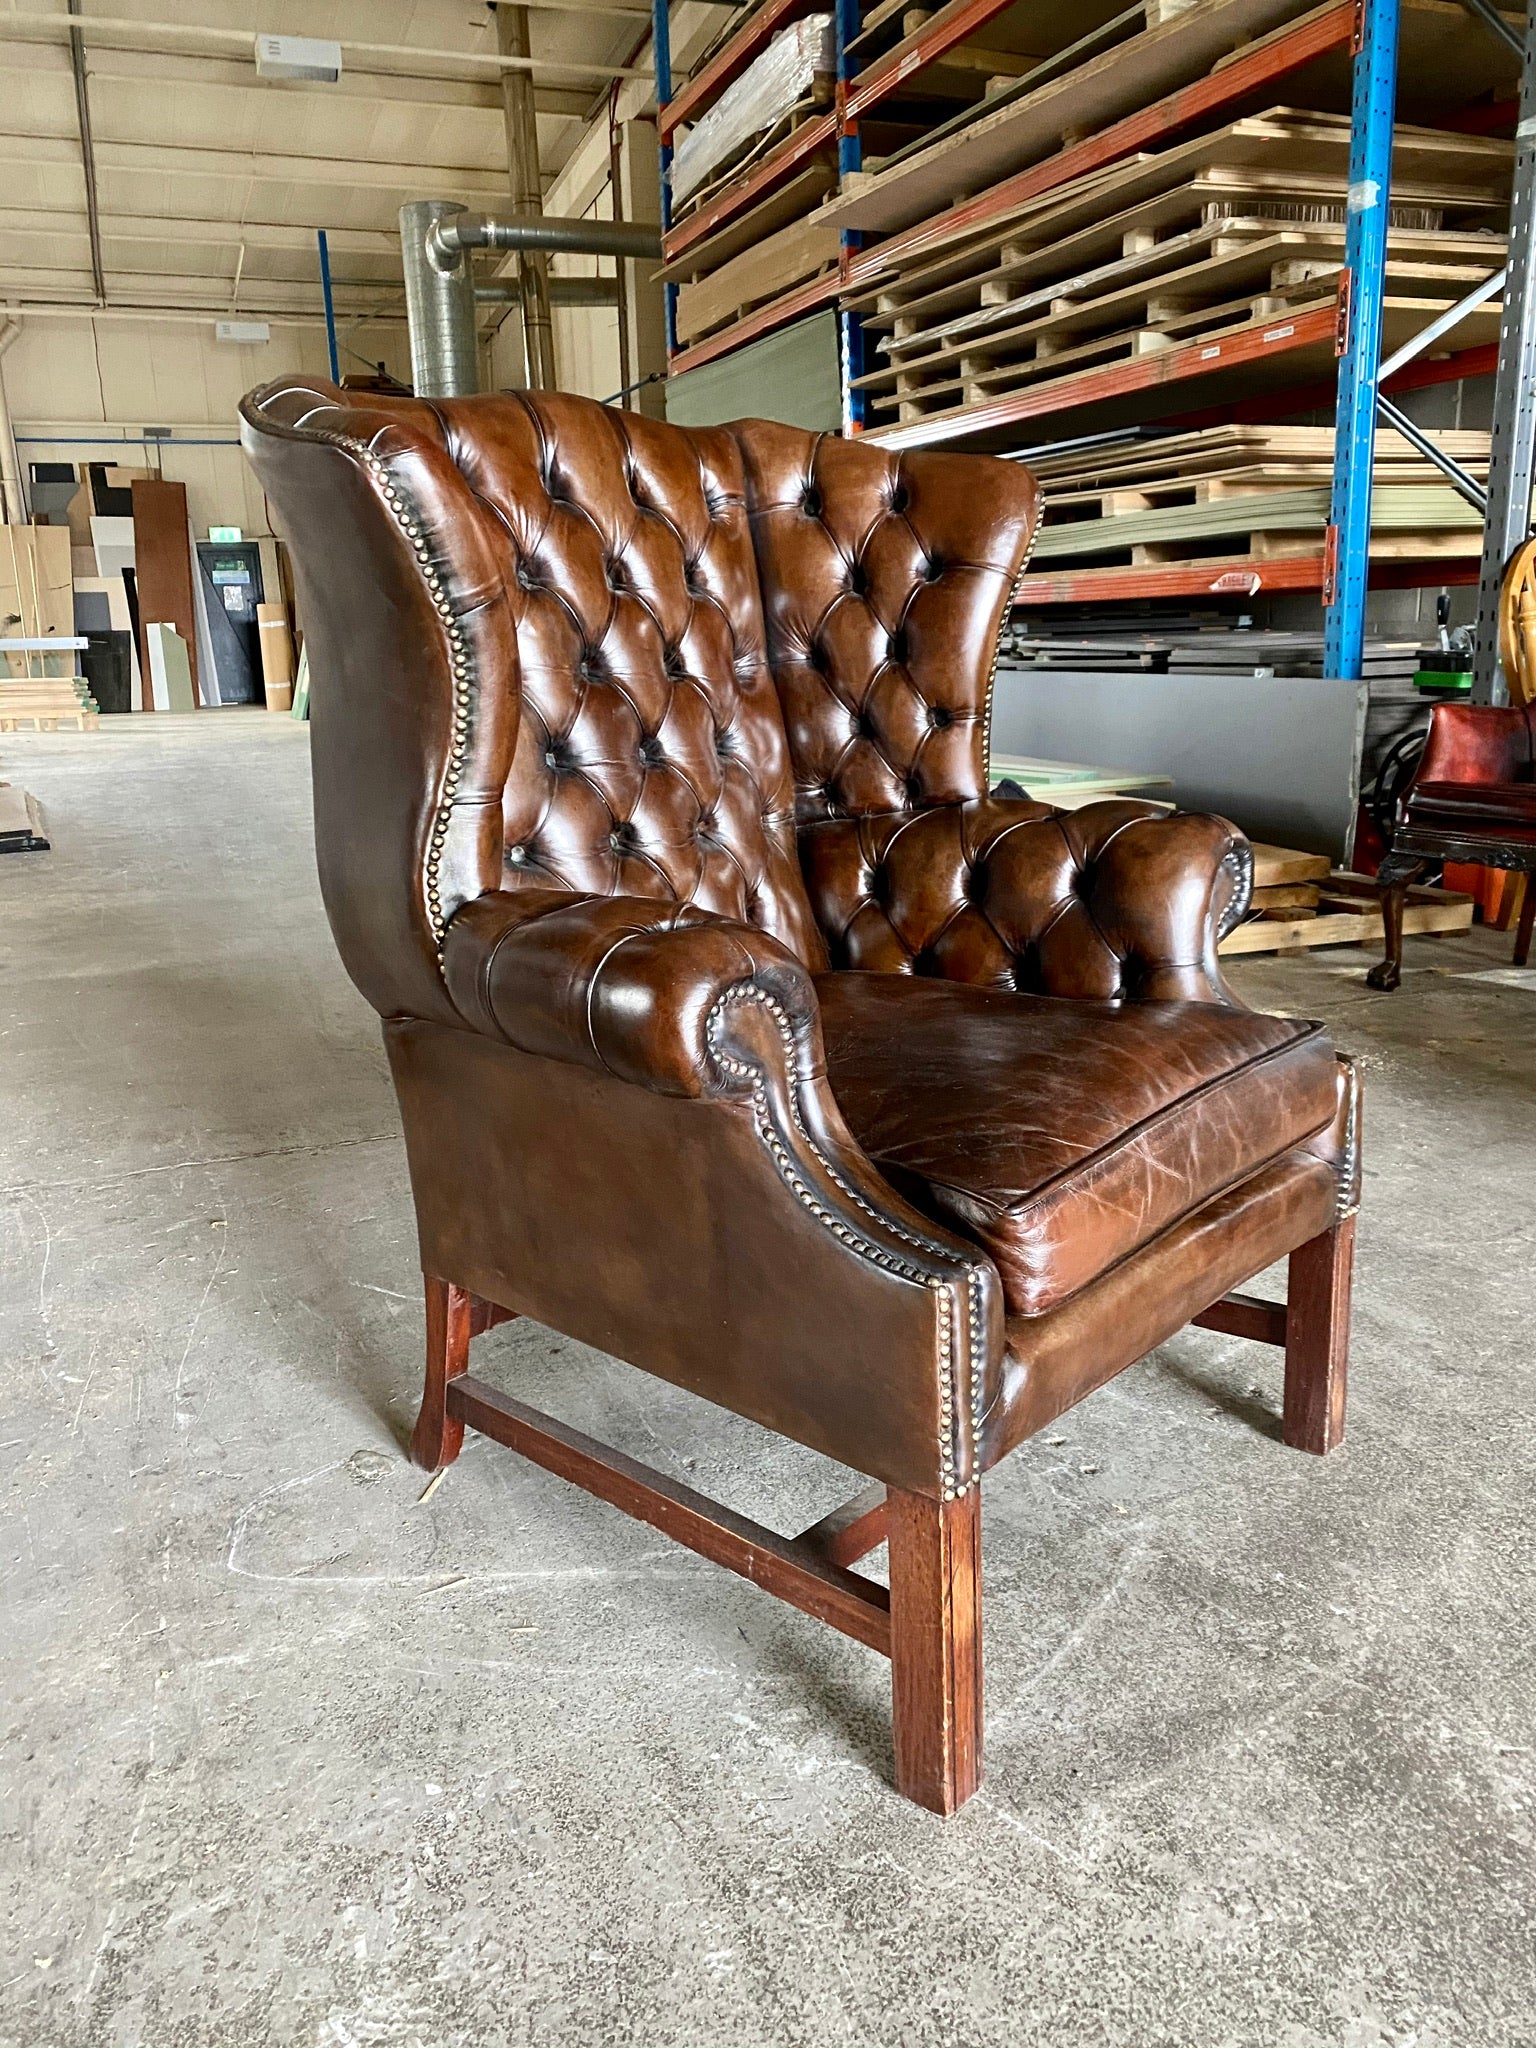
left=428, top=211, right=662, bottom=265
left=399, top=201, right=665, bottom=399
left=399, top=199, right=479, bottom=400
left=475, top=278, right=620, bottom=308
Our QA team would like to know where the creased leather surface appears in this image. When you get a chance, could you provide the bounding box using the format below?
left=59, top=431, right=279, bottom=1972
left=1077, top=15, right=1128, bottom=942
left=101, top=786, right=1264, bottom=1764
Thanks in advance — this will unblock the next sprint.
left=732, top=419, right=1039, bottom=820
left=986, top=1153, right=1338, bottom=1464
left=819, top=974, right=1338, bottom=1315
left=443, top=888, right=818, bottom=1097
left=801, top=797, right=1247, bottom=1002
left=1412, top=701, right=1535, bottom=789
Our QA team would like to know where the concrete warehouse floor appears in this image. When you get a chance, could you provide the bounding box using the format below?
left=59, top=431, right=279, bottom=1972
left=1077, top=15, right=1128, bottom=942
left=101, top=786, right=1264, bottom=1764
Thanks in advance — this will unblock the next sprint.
left=1, top=715, right=1533, bottom=2048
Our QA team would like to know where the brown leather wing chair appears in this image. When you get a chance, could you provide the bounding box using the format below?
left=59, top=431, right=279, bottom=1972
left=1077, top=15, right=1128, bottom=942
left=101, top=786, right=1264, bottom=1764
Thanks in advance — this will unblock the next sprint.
left=241, top=381, right=1360, bottom=1815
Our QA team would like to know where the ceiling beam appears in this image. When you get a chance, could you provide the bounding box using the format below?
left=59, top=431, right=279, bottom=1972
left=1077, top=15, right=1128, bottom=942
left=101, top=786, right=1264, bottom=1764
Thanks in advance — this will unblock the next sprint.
left=0, top=133, right=516, bottom=197
left=0, top=12, right=654, bottom=85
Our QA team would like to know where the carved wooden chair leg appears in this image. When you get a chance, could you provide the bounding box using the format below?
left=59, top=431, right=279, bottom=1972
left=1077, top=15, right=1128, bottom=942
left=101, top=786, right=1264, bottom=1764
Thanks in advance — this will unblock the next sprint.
left=411, top=1274, right=475, bottom=1471
left=888, top=1487, right=983, bottom=1816
left=1282, top=1213, right=1356, bottom=1455
left=1514, top=876, right=1534, bottom=968
left=1367, top=854, right=1427, bottom=991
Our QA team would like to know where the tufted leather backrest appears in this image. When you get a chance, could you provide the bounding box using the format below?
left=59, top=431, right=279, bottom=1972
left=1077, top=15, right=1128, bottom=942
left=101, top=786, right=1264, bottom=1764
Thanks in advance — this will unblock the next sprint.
left=241, top=380, right=828, bottom=997
left=728, top=420, right=1040, bottom=821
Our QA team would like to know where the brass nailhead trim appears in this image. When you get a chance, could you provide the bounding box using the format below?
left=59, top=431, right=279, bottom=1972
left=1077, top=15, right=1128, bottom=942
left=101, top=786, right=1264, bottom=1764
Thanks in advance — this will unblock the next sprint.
left=303, top=423, right=474, bottom=975
left=704, top=982, right=987, bottom=1496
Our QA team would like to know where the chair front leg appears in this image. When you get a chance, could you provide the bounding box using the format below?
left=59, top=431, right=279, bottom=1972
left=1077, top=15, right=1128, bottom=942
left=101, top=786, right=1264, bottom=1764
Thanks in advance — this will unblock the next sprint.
left=411, top=1272, right=474, bottom=1471
left=888, top=1487, right=983, bottom=1815
left=1283, top=1213, right=1356, bottom=1455
left=1367, top=853, right=1428, bottom=991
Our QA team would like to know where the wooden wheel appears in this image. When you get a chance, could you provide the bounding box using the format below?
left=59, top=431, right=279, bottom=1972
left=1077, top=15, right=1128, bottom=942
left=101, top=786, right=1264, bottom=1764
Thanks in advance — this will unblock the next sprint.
left=1499, top=537, right=1536, bottom=708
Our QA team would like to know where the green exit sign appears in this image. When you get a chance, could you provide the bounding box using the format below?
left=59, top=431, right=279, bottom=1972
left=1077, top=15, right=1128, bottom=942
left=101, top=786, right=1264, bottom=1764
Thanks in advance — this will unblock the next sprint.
left=208, top=525, right=242, bottom=543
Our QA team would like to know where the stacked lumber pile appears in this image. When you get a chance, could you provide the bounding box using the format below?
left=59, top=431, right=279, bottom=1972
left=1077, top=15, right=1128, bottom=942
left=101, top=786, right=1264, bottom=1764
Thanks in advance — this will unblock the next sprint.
left=0, top=675, right=100, bottom=733
left=830, top=0, right=1518, bottom=239
left=1219, top=845, right=1472, bottom=958
left=1022, top=423, right=1491, bottom=571
left=846, top=111, right=1509, bottom=428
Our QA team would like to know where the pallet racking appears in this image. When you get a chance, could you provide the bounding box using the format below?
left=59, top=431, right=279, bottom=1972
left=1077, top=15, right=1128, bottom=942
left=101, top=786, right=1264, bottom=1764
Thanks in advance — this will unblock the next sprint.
left=652, top=0, right=1533, bottom=684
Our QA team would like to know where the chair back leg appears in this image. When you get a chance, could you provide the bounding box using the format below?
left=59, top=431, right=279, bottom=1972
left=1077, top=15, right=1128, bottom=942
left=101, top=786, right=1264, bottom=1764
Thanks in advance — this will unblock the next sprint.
left=1283, top=1214, right=1356, bottom=1455
left=1514, top=876, right=1534, bottom=968
left=888, top=1487, right=984, bottom=1815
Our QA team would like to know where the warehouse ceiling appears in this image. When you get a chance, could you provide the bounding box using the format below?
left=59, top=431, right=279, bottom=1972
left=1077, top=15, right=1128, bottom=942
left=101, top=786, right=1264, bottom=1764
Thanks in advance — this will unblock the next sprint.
left=0, top=0, right=668, bottom=324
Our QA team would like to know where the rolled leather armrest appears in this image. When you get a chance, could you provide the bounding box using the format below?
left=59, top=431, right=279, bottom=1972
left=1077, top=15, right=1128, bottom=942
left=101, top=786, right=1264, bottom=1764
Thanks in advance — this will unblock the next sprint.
left=799, top=797, right=1252, bottom=1005
left=441, top=889, right=821, bottom=1098
left=1413, top=702, right=1536, bottom=790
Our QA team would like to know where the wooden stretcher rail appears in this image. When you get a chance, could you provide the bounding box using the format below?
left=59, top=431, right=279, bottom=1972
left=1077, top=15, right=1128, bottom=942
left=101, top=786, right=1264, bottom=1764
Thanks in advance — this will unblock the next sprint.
left=447, top=1374, right=894, bottom=1655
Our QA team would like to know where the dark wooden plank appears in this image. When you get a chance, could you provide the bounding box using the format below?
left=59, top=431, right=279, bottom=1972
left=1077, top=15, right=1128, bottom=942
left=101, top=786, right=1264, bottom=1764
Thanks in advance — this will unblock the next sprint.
left=888, top=1487, right=983, bottom=1815
left=447, top=1373, right=892, bottom=1654
left=798, top=1482, right=889, bottom=1568
left=1193, top=1291, right=1288, bottom=1347
left=129, top=477, right=199, bottom=705
left=1284, top=1214, right=1355, bottom=1455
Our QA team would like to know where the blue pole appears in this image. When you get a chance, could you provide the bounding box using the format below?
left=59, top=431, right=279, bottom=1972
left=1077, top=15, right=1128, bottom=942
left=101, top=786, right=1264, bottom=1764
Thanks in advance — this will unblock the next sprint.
left=317, top=228, right=340, bottom=384
left=652, top=0, right=677, bottom=358
left=836, top=0, right=863, bottom=432
left=1323, top=0, right=1400, bottom=680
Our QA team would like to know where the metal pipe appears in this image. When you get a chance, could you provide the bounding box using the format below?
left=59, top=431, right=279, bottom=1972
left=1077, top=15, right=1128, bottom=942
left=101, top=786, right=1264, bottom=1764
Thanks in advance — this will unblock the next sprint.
left=1375, top=392, right=1488, bottom=512
left=429, top=212, right=661, bottom=261
left=1454, top=0, right=1525, bottom=56
left=497, top=3, right=556, bottom=391
left=476, top=278, right=619, bottom=305
left=0, top=321, right=26, bottom=523
left=66, top=0, right=107, bottom=304
left=400, top=200, right=479, bottom=397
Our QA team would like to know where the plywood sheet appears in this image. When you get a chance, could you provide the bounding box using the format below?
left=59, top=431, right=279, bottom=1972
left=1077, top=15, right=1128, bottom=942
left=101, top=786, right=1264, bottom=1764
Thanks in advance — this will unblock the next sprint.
left=131, top=478, right=199, bottom=707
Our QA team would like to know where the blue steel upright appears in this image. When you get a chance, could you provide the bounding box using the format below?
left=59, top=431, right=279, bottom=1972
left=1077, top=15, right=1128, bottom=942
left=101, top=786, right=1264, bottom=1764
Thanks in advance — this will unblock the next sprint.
left=836, top=0, right=864, bottom=431
left=317, top=229, right=340, bottom=384
left=652, top=0, right=677, bottom=357
left=1323, top=0, right=1400, bottom=679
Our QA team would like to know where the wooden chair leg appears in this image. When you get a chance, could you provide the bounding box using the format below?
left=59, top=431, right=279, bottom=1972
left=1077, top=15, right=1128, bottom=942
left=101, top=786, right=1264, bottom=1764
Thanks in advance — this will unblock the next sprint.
left=1513, top=876, right=1534, bottom=968
left=887, top=1486, right=983, bottom=1816
left=410, top=1273, right=473, bottom=1471
left=1283, top=1213, right=1356, bottom=1455
left=1367, top=854, right=1426, bottom=991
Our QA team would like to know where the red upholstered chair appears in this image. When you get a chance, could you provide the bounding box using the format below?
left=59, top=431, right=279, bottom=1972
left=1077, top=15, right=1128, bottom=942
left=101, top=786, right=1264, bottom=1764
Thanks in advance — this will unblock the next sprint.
left=241, top=381, right=1360, bottom=1815
left=1370, top=701, right=1536, bottom=990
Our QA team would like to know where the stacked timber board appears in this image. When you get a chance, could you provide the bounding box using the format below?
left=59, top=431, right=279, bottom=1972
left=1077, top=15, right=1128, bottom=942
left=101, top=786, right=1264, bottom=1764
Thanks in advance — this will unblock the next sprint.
left=846, top=111, right=1509, bottom=430
left=829, top=0, right=1521, bottom=239
left=1021, top=423, right=1491, bottom=571
left=0, top=677, right=100, bottom=733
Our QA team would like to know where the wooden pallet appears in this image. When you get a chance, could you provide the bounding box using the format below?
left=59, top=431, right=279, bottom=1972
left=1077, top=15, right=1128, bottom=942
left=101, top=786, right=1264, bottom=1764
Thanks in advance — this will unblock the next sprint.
left=856, top=226, right=1503, bottom=417
left=829, top=0, right=1519, bottom=240
left=675, top=206, right=842, bottom=344
left=1024, top=422, right=1491, bottom=490
left=1031, top=481, right=1481, bottom=566
left=1219, top=871, right=1473, bottom=955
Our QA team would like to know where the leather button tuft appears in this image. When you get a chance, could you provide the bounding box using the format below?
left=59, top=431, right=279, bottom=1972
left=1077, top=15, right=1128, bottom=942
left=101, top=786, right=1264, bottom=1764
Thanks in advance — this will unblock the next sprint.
left=507, top=844, right=529, bottom=866
left=889, top=629, right=909, bottom=663
left=930, top=704, right=952, bottom=729
left=608, top=825, right=636, bottom=853
left=922, top=554, right=944, bottom=583
left=662, top=644, right=686, bottom=681
left=889, top=481, right=910, bottom=514
left=639, top=736, right=665, bottom=767
left=848, top=561, right=870, bottom=596
left=800, top=484, right=822, bottom=517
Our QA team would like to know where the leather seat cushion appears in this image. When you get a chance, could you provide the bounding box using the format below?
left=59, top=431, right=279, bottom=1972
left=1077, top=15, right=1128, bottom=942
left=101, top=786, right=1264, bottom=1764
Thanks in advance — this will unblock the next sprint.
left=817, top=973, right=1339, bottom=1316
left=1408, top=779, right=1536, bottom=841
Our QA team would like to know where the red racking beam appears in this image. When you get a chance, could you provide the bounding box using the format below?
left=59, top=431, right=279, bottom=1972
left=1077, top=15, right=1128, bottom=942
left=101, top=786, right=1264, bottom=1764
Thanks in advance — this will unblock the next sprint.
left=668, top=268, right=847, bottom=373
left=843, top=1, right=1356, bottom=291
left=1016, top=553, right=1479, bottom=605
left=844, top=0, right=1029, bottom=122
left=1164, top=339, right=1500, bottom=428
left=864, top=303, right=1339, bottom=452
left=662, top=109, right=838, bottom=263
